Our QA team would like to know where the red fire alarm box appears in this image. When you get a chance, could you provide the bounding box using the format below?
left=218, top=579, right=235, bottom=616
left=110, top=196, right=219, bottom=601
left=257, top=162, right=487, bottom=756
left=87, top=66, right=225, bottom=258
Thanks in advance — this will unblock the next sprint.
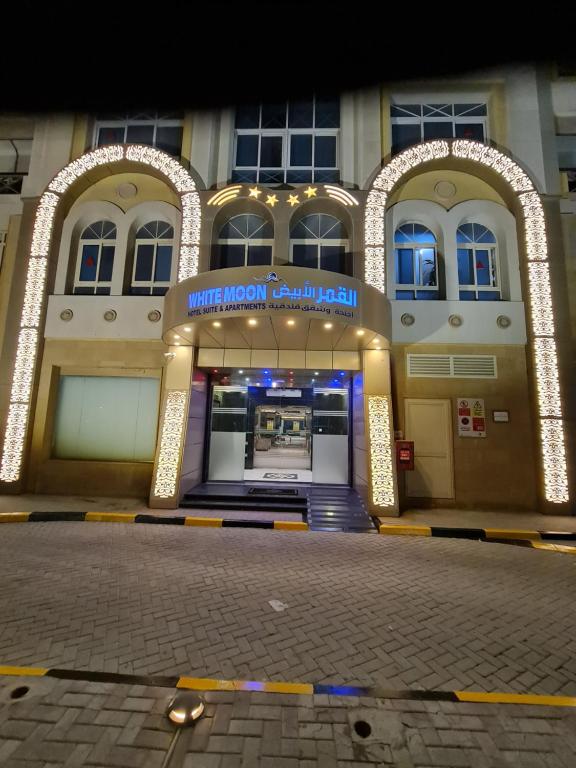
left=395, top=440, right=414, bottom=471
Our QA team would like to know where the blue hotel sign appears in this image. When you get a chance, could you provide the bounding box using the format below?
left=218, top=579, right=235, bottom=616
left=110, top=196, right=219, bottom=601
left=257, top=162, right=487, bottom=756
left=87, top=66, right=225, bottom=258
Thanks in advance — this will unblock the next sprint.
left=187, top=272, right=358, bottom=320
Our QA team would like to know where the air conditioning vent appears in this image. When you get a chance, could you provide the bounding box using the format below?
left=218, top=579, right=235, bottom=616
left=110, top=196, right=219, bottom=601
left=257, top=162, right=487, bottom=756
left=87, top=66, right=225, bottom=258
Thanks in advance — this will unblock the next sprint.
left=407, top=355, right=452, bottom=377
left=452, top=356, right=497, bottom=378
left=407, top=354, right=497, bottom=379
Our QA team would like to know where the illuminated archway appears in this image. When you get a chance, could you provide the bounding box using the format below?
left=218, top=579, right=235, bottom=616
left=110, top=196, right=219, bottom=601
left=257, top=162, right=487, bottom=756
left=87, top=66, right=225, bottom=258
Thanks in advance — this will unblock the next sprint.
left=364, top=139, right=568, bottom=506
left=0, top=145, right=201, bottom=484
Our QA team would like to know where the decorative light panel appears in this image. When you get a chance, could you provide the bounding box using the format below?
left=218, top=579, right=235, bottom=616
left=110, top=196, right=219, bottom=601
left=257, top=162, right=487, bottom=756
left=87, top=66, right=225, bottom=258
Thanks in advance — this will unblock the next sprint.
left=0, top=146, right=199, bottom=484
left=367, top=396, right=395, bottom=508
left=153, top=390, right=187, bottom=498
left=365, top=138, right=568, bottom=504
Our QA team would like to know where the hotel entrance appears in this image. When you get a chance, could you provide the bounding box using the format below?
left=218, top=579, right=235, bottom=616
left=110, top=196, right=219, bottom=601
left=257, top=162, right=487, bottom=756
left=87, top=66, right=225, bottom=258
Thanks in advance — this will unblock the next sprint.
left=205, top=371, right=350, bottom=485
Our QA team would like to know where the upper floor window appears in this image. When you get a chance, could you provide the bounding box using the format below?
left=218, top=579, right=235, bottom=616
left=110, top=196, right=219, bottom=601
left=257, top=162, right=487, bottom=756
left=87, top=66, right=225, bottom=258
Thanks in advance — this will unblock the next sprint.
left=232, top=96, right=340, bottom=185
left=564, top=169, right=576, bottom=193
left=93, top=111, right=184, bottom=156
left=73, top=221, right=116, bottom=295
left=290, top=213, right=351, bottom=276
left=457, top=223, right=500, bottom=300
left=394, top=223, right=439, bottom=300
left=130, top=220, right=174, bottom=295
left=391, top=103, right=487, bottom=155
left=211, top=214, right=273, bottom=270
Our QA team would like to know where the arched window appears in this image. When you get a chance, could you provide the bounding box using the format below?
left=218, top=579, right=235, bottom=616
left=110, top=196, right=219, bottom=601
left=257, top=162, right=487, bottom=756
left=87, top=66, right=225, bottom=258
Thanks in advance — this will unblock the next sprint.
left=211, top=214, right=273, bottom=270
left=394, top=223, right=439, bottom=300
left=290, top=213, right=351, bottom=275
left=130, top=220, right=174, bottom=295
left=457, top=223, right=500, bottom=300
left=73, top=220, right=116, bottom=295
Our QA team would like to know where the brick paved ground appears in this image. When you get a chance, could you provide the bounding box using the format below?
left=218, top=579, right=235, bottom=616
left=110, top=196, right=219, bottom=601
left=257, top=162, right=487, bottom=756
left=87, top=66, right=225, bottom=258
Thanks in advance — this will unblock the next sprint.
left=1, top=675, right=575, bottom=767
left=0, top=524, right=575, bottom=696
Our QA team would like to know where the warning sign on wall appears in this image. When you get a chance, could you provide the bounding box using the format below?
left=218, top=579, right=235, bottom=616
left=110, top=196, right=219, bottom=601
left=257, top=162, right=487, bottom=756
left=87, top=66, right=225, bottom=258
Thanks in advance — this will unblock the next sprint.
left=457, top=398, right=486, bottom=438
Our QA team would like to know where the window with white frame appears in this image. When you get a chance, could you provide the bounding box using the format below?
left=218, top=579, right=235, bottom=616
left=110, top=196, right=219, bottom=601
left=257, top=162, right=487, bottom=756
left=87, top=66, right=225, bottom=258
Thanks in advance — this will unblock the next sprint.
left=0, top=230, right=6, bottom=272
left=211, top=214, right=273, bottom=270
left=394, top=223, right=440, bottom=300
left=391, top=103, right=488, bottom=154
left=93, top=111, right=184, bottom=156
left=457, top=223, right=500, bottom=300
left=130, top=220, right=174, bottom=295
left=232, top=96, right=340, bottom=184
left=73, top=221, right=116, bottom=295
left=290, top=213, right=351, bottom=276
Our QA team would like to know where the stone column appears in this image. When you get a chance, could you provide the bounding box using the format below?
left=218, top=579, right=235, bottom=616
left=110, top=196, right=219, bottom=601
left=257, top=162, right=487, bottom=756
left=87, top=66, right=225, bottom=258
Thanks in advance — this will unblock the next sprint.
left=149, top=345, right=194, bottom=509
left=362, top=349, right=399, bottom=517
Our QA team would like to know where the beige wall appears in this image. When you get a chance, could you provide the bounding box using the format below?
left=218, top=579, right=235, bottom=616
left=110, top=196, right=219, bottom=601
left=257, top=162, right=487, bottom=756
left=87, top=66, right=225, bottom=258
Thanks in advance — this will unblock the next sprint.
left=392, top=343, right=538, bottom=511
left=28, top=339, right=167, bottom=498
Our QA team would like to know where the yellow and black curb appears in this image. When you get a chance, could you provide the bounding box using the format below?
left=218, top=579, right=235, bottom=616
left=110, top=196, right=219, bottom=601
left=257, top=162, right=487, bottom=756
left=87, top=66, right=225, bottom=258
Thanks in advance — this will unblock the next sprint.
left=1, top=512, right=575, bottom=553
left=375, top=520, right=576, bottom=553
left=0, top=664, right=575, bottom=708
left=0, top=511, right=309, bottom=532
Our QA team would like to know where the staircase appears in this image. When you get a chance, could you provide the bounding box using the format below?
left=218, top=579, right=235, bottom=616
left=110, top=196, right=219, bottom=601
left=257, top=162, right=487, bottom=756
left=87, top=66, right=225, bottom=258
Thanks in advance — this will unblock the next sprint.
left=307, top=486, right=376, bottom=532
left=181, top=483, right=376, bottom=532
left=181, top=483, right=308, bottom=517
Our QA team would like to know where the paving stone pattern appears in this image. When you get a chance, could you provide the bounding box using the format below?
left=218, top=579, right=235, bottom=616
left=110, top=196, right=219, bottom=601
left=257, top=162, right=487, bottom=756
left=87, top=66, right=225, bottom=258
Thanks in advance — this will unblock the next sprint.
left=1, top=676, right=576, bottom=767
left=0, top=525, right=576, bottom=696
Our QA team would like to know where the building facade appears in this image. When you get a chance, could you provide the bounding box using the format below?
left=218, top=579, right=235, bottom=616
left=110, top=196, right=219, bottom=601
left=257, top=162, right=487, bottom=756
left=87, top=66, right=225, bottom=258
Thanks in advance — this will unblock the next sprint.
left=0, top=63, right=574, bottom=515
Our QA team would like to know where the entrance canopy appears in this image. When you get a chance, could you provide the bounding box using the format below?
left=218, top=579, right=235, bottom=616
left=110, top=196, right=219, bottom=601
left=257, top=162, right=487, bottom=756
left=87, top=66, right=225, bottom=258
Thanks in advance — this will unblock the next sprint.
left=162, top=265, right=391, bottom=350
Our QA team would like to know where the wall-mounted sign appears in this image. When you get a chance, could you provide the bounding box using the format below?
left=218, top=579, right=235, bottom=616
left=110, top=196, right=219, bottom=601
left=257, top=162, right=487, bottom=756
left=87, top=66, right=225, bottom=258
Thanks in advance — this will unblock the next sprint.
left=266, top=389, right=302, bottom=398
left=457, top=397, right=486, bottom=438
left=492, top=410, right=509, bottom=423
left=188, top=271, right=358, bottom=321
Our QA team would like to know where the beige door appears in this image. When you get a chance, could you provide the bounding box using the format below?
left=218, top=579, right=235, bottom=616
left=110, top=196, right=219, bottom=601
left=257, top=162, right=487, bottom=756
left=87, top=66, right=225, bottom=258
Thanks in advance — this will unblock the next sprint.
left=404, top=399, right=454, bottom=498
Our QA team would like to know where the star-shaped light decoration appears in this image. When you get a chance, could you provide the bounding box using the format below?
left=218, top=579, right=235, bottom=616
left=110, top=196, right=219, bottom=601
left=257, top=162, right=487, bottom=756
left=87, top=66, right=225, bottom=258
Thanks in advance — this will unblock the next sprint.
left=249, top=187, right=261, bottom=198
left=287, top=194, right=299, bottom=207
left=303, top=186, right=317, bottom=198
left=266, top=194, right=278, bottom=207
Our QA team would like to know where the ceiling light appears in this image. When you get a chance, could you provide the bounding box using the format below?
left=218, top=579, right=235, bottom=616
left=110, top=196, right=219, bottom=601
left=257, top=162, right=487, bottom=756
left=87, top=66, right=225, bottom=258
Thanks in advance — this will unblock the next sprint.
left=324, top=323, right=333, bottom=330
left=248, top=319, right=258, bottom=326
left=356, top=329, right=365, bottom=336
left=314, top=371, right=319, bottom=375
left=245, top=377, right=250, bottom=382
left=212, top=321, right=221, bottom=328
left=174, top=342, right=181, bottom=346
left=173, top=334, right=180, bottom=339
left=238, top=370, right=243, bottom=374
left=286, top=319, right=295, bottom=326
left=183, top=326, right=191, bottom=332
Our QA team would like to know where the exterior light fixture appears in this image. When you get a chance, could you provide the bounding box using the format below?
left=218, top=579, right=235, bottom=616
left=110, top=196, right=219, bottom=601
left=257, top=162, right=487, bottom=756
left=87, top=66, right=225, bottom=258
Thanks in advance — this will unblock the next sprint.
left=286, top=319, right=295, bottom=326
left=212, top=321, right=221, bottom=328
left=166, top=692, right=205, bottom=726
left=248, top=319, right=258, bottom=326
left=356, top=329, right=365, bottom=336
left=324, top=323, right=333, bottom=329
